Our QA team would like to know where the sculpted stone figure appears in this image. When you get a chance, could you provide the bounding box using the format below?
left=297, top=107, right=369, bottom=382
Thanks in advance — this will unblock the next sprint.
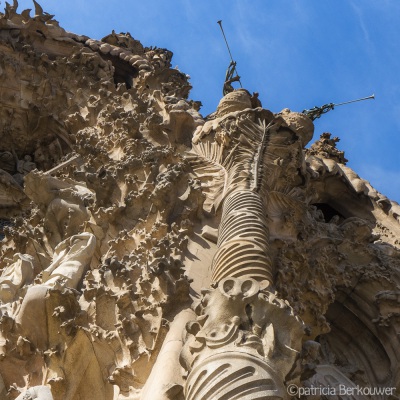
left=15, top=233, right=96, bottom=349
left=0, top=151, right=36, bottom=186
left=15, top=385, right=54, bottom=400
left=0, top=151, right=15, bottom=173
left=0, top=253, right=35, bottom=304
left=41, top=232, right=96, bottom=288
left=24, top=170, right=95, bottom=248
left=0, top=167, right=26, bottom=208
left=13, top=155, right=36, bottom=186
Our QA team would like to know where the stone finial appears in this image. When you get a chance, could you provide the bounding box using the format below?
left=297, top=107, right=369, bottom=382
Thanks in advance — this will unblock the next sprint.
left=279, top=108, right=315, bottom=146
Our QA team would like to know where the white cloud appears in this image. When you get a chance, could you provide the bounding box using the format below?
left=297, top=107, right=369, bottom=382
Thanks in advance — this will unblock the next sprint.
left=349, top=1, right=374, bottom=55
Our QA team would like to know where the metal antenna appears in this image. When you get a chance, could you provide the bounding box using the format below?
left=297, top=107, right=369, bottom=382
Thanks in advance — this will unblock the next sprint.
left=217, top=20, right=242, bottom=88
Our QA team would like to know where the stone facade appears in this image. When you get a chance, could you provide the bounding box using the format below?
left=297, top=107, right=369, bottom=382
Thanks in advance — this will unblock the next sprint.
left=0, top=2, right=399, bottom=400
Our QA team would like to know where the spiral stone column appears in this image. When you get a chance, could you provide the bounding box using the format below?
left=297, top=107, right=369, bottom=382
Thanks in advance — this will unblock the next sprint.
left=181, top=91, right=311, bottom=400
left=211, top=189, right=272, bottom=283
left=182, top=185, right=296, bottom=400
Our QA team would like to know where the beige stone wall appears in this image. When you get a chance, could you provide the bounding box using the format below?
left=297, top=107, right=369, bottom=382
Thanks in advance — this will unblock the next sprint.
left=0, top=3, right=399, bottom=399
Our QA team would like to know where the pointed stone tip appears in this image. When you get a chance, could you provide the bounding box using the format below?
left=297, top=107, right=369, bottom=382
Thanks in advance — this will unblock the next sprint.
left=32, top=0, right=43, bottom=16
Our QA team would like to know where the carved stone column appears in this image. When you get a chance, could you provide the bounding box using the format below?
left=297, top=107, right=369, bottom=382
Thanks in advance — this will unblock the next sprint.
left=211, top=190, right=272, bottom=283
left=181, top=277, right=303, bottom=400
left=181, top=91, right=313, bottom=399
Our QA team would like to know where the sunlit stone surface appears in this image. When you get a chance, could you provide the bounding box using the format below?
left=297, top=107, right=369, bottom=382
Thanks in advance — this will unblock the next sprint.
left=0, top=2, right=399, bottom=399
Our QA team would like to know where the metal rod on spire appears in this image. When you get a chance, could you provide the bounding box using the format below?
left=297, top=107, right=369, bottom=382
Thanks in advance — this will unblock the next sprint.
left=303, top=94, right=375, bottom=121
left=334, top=94, right=375, bottom=107
left=217, top=20, right=242, bottom=89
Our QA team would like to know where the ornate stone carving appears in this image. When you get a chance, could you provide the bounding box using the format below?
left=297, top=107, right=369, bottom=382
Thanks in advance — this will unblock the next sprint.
left=24, top=170, right=95, bottom=248
left=0, top=253, right=35, bottom=303
left=211, top=190, right=272, bottom=282
left=0, top=2, right=399, bottom=400
left=41, top=232, right=96, bottom=288
left=15, top=385, right=54, bottom=400
left=181, top=277, right=303, bottom=399
left=180, top=92, right=314, bottom=399
left=13, top=233, right=95, bottom=348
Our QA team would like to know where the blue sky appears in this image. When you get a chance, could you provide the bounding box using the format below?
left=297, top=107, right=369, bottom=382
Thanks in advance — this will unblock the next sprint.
left=10, top=0, right=400, bottom=203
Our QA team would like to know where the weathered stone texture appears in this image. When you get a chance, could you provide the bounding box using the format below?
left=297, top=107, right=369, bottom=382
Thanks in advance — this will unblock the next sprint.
left=0, top=2, right=399, bottom=400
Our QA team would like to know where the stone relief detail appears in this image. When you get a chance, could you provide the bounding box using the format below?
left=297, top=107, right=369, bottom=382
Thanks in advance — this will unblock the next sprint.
left=15, top=385, right=54, bottom=400
left=0, top=253, right=35, bottom=304
left=24, top=170, right=96, bottom=249
left=0, top=2, right=399, bottom=400
left=181, top=277, right=303, bottom=400
left=211, top=190, right=272, bottom=283
left=180, top=90, right=316, bottom=399
left=0, top=253, right=35, bottom=308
